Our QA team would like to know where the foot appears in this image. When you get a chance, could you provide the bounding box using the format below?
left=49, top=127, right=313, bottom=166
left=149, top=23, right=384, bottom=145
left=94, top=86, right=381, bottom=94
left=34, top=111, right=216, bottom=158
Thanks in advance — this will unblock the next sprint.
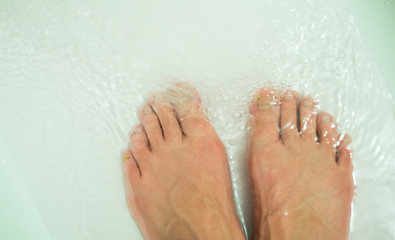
left=248, top=88, right=354, bottom=240
left=122, top=83, right=245, bottom=240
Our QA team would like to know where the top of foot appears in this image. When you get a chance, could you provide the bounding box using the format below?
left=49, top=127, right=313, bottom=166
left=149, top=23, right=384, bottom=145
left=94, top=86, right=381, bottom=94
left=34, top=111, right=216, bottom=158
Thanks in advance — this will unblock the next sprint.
left=248, top=88, right=354, bottom=240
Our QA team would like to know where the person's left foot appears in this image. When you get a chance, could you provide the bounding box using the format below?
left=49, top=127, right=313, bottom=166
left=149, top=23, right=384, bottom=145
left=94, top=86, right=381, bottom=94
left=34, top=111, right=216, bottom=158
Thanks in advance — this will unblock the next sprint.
left=122, top=83, right=246, bottom=240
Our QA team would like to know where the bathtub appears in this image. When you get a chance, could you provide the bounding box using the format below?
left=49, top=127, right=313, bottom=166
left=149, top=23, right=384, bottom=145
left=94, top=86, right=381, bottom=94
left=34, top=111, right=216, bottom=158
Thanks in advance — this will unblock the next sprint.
left=344, top=0, right=395, bottom=101
left=1, top=0, right=394, bottom=239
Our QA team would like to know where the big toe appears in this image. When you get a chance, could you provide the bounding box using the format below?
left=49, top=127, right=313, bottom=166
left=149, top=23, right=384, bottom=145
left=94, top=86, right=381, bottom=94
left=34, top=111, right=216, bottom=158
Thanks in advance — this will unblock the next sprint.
left=249, top=88, right=281, bottom=146
left=166, top=82, right=209, bottom=137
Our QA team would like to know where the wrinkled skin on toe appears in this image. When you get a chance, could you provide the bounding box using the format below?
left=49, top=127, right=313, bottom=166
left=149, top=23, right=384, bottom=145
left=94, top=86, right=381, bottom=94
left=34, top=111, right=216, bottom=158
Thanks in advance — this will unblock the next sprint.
left=248, top=88, right=354, bottom=240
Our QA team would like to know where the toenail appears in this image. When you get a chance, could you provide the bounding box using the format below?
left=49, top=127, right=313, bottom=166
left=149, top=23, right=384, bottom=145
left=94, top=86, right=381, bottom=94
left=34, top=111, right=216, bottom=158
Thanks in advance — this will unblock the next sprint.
left=257, top=97, right=274, bottom=109
left=143, top=106, right=153, bottom=114
left=322, top=116, right=331, bottom=123
left=343, top=137, right=352, bottom=146
left=122, top=155, right=130, bottom=162
left=180, top=95, right=192, bottom=103
left=134, top=128, right=142, bottom=134
left=303, top=98, right=314, bottom=107
left=284, top=93, right=294, bottom=101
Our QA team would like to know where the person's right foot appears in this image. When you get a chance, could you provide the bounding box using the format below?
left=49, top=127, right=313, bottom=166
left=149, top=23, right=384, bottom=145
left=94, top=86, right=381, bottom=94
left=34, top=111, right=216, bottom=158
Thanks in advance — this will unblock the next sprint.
left=248, top=88, right=354, bottom=240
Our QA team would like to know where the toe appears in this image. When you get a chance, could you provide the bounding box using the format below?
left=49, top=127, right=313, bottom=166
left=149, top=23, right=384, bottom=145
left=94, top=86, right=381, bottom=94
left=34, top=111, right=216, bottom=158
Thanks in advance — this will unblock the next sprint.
left=336, top=134, right=355, bottom=207
left=122, top=149, right=142, bottom=180
left=249, top=88, right=281, bottom=146
left=149, top=93, right=182, bottom=142
left=167, top=82, right=209, bottom=137
left=337, top=134, right=353, bottom=168
left=130, top=124, right=151, bottom=160
left=317, top=112, right=339, bottom=153
left=138, top=104, right=163, bottom=150
left=299, top=95, right=318, bottom=143
left=280, top=90, right=300, bottom=145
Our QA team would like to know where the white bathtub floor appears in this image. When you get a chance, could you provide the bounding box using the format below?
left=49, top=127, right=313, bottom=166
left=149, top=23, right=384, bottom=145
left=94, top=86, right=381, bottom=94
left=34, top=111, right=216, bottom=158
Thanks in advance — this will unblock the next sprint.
left=1, top=0, right=395, bottom=239
left=0, top=135, right=52, bottom=240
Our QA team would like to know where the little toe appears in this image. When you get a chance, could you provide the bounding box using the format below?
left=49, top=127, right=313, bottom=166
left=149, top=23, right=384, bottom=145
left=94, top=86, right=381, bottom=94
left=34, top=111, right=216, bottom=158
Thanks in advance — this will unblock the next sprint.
left=130, top=124, right=151, bottom=163
left=337, top=134, right=353, bottom=168
left=317, top=112, right=339, bottom=153
left=280, top=90, right=300, bottom=145
left=336, top=134, right=354, bottom=193
left=138, top=104, right=164, bottom=151
left=166, top=82, right=208, bottom=137
left=149, top=93, right=182, bottom=142
left=249, top=88, right=281, bottom=146
left=299, top=95, right=318, bottom=143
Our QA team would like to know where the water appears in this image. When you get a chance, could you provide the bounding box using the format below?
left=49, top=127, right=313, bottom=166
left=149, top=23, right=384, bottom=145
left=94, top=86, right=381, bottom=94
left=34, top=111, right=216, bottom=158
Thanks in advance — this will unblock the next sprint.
left=1, top=0, right=395, bottom=239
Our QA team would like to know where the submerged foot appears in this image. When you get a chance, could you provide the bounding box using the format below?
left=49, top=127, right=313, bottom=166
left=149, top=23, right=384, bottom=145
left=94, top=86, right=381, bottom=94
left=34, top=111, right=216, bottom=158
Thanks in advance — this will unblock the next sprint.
left=248, top=88, right=354, bottom=240
left=122, top=83, right=245, bottom=240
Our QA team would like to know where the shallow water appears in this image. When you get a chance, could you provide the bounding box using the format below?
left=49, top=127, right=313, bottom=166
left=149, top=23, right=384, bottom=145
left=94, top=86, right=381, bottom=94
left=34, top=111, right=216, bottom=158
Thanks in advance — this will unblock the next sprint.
left=1, top=0, right=395, bottom=239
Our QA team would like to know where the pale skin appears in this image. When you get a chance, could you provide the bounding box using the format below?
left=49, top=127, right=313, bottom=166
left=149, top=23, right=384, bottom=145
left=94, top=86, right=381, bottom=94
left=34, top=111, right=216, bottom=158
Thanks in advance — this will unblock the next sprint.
left=122, top=83, right=354, bottom=240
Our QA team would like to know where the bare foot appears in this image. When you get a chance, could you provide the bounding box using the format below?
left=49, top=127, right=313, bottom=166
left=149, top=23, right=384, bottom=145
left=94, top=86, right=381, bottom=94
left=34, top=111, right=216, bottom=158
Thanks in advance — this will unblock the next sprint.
left=122, top=83, right=246, bottom=240
left=248, top=88, right=354, bottom=240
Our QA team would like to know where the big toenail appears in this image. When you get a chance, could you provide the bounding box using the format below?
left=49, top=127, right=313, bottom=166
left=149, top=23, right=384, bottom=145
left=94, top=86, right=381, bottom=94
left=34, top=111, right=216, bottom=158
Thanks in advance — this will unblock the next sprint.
left=303, top=98, right=314, bottom=107
left=284, top=93, right=294, bottom=101
left=257, top=97, right=273, bottom=109
left=180, top=95, right=192, bottom=103
left=322, top=116, right=331, bottom=123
